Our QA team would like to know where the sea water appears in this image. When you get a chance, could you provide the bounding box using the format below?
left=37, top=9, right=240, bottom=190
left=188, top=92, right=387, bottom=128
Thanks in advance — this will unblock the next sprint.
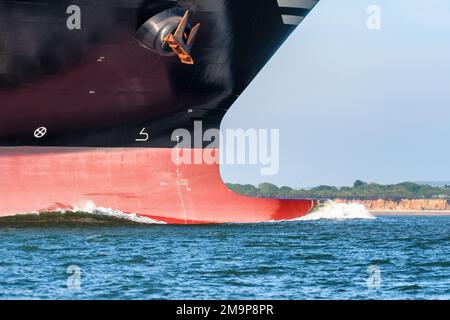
left=0, top=202, right=448, bottom=300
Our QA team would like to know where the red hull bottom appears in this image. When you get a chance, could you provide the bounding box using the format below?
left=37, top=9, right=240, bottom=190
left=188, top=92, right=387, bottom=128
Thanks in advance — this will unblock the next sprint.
left=0, top=147, right=315, bottom=224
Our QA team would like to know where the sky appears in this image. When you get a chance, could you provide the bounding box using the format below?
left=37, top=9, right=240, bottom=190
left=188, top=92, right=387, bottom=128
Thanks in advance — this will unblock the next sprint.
left=220, top=0, right=450, bottom=188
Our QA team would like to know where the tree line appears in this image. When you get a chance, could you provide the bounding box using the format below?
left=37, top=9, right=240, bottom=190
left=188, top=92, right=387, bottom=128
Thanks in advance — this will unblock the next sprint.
left=226, top=181, right=450, bottom=200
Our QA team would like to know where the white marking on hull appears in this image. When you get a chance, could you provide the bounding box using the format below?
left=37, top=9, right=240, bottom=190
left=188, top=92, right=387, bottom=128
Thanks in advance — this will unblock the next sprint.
left=282, top=15, right=304, bottom=26
left=277, top=0, right=318, bottom=25
left=277, top=0, right=317, bottom=9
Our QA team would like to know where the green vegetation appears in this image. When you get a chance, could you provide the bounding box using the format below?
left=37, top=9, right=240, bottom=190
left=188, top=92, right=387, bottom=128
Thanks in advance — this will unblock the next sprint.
left=226, top=181, right=450, bottom=200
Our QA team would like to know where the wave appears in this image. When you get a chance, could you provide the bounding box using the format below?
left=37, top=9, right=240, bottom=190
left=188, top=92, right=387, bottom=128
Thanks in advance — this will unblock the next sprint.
left=294, top=200, right=376, bottom=221
left=0, top=201, right=165, bottom=227
left=68, top=201, right=166, bottom=225
left=1, top=200, right=375, bottom=227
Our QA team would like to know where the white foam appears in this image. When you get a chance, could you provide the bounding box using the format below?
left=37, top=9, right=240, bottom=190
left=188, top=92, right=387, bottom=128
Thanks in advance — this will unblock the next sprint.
left=295, top=200, right=375, bottom=221
left=61, top=200, right=166, bottom=225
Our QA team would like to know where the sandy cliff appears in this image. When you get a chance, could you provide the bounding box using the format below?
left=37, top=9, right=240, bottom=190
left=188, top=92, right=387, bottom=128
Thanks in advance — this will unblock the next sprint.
left=335, top=199, right=450, bottom=211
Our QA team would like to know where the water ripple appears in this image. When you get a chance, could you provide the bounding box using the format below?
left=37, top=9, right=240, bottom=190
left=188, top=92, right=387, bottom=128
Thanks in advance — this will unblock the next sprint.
left=0, top=216, right=448, bottom=299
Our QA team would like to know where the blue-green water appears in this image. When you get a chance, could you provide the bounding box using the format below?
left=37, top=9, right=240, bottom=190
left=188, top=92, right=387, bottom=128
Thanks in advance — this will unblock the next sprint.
left=0, top=216, right=449, bottom=300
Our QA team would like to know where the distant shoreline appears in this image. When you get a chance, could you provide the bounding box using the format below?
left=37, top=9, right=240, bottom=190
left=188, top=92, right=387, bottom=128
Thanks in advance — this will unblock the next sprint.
left=336, top=199, right=450, bottom=214
left=370, top=210, right=450, bottom=216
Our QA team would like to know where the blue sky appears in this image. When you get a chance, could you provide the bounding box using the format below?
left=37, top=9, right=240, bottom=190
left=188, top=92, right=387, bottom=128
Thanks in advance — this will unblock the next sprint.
left=220, top=0, right=450, bottom=188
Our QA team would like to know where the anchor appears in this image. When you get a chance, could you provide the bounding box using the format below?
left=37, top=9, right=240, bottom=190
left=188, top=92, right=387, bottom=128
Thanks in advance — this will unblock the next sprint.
left=163, top=10, right=200, bottom=65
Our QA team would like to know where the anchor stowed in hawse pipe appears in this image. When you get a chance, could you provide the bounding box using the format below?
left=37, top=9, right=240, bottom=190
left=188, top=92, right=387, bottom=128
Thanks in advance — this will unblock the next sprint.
left=135, top=7, right=200, bottom=65
left=163, top=10, right=200, bottom=65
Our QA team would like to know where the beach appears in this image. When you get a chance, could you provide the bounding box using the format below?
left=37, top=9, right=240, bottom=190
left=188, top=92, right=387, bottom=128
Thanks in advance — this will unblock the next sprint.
left=371, top=210, right=450, bottom=217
